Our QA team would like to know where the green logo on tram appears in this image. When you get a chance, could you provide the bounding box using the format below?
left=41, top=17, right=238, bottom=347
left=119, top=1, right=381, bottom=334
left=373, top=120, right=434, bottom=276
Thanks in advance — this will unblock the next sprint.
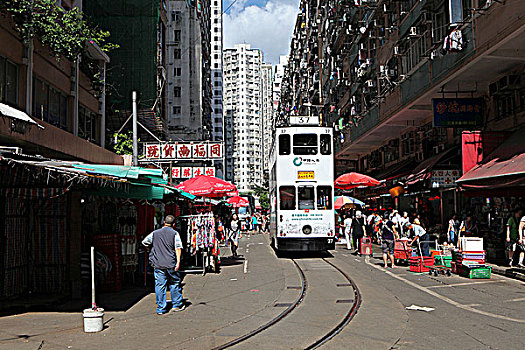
left=293, top=157, right=303, bottom=166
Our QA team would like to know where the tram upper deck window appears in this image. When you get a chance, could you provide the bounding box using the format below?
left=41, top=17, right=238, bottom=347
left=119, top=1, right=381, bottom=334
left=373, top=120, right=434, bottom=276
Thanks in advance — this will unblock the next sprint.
left=279, top=134, right=291, bottom=155
left=293, top=134, right=317, bottom=155
left=279, top=186, right=296, bottom=210
left=298, top=186, right=315, bottom=210
left=320, top=134, right=331, bottom=155
left=317, top=186, right=332, bottom=210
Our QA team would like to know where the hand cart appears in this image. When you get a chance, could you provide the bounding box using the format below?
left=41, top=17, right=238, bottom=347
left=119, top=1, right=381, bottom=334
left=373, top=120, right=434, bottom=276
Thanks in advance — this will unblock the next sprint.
left=418, top=240, right=452, bottom=277
left=394, top=239, right=412, bottom=265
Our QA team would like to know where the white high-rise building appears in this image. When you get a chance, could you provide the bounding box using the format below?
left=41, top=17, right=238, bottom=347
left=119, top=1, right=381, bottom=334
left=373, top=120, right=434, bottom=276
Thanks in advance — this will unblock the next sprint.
left=211, top=0, right=224, bottom=177
left=273, top=55, right=288, bottom=128
left=261, top=64, right=274, bottom=174
left=223, top=44, right=263, bottom=192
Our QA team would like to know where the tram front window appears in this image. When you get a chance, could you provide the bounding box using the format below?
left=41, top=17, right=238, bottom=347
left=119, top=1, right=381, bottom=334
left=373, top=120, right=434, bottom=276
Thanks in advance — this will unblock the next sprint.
left=279, top=134, right=291, bottom=155
left=320, top=134, right=331, bottom=155
left=298, top=186, right=315, bottom=209
left=279, top=186, right=296, bottom=210
left=317, top=186, right=332, bottom=210
left=293, top=134, right=318, bottom=155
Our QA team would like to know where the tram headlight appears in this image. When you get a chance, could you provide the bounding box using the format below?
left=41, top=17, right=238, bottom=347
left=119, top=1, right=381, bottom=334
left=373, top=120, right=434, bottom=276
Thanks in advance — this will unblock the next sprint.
left=302, top=225, right=312, bottom=235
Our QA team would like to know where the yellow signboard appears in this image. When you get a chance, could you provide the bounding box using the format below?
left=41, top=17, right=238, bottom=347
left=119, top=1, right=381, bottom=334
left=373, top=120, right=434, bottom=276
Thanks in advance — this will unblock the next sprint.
left=297, top=171, right=314, bottom=180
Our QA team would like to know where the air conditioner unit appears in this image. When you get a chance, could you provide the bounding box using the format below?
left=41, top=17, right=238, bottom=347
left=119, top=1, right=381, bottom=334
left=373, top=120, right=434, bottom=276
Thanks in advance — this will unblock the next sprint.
left=393, top=46, right=399, bottom=55
left=379, top=65, right=385, bottom=73
left=410, top=27, right=418, bottom=36
left=366, top=80, right=375, bottom=88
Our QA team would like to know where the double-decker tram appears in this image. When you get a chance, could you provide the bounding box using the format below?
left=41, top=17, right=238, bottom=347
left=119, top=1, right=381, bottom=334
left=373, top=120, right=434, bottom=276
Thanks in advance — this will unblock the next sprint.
left=269, top=121, right=335, bottom=251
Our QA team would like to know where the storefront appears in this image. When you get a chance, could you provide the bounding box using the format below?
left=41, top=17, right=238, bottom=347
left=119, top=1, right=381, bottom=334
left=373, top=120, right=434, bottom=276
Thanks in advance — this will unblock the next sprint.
left=457, top=128, right=525, bottom=263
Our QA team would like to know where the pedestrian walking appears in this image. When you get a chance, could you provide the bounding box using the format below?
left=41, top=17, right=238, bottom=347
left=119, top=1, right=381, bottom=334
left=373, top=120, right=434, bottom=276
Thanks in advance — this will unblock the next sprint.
left=506, top=208, right=523, bottom=267
left=229, top=214, right=241, bottom=257
left=351, top=210, right=367, bottom=255
left=141, top=215, right=185, bottom=315
left=515, top=211, right=525, bottom=267
left=447, top=213, right=459, bottom=246
left=343, top=214, right=353, bottom=250
left=381, top=213, right=398, bottom=268
left=251, top=214, right=258, bottom=233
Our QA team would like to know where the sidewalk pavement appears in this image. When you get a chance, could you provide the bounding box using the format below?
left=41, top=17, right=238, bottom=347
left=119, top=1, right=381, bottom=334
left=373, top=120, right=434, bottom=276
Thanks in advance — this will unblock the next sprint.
left=487, top=263, right=525, bottom=282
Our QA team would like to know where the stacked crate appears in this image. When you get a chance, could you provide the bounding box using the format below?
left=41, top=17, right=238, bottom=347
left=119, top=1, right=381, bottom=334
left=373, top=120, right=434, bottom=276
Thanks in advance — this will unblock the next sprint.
left=409, top=256, right=434, bottom=273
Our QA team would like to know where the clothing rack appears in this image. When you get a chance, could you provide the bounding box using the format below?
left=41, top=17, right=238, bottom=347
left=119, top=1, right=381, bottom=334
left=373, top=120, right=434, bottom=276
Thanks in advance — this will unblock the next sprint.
left=177, top=213, right=218, bottom=275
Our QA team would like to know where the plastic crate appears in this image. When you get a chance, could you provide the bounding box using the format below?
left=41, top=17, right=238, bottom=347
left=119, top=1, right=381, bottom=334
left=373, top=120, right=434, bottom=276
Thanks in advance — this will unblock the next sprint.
left=434, top=255, right=452, bottom=267
left=395, top=249, right=410, bottom=260
left=461, top=266, right=491, bottom=279
left=409, top=256, right=434, bottom=273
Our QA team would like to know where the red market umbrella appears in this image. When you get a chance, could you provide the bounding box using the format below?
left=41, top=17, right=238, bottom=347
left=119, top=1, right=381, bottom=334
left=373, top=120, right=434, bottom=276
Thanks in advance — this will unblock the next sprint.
left=227, top=195, right=249, bottom=208
left=334, top=172, right=381, bottom=190
left=175, top=175, right=237, bottom=197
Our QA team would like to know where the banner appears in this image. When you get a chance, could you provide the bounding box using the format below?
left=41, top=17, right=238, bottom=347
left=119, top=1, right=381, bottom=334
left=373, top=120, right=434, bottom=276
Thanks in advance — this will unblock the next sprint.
left=433, top=98, right=483, bottom=128
left=172, top=167, right=215, bottom=179
left=144, top=143, right=223, bottom=160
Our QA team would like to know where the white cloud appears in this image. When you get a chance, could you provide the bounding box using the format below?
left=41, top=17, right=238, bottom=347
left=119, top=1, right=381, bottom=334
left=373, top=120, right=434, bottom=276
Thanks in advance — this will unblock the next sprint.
left=224, top=0, right=300, bottom=64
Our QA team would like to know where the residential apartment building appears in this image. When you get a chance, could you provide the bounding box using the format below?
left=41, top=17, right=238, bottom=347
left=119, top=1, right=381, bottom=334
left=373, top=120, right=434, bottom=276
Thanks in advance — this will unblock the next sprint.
left=166, top=1, right=204, bottom=141
left=280, top=0, right=525, bottom=263
left=85, top=0, right=169, bottom=141
left=211, top=0, right=224, bottom=177
left=223, top=44, right=264, bottom=192
left=261, top=63, right=274, bottom=174
left=272, top=55, right=287, bottom=132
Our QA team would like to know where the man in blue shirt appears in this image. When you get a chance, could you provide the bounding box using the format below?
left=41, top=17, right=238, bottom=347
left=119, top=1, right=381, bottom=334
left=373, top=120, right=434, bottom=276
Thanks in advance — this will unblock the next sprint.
left=142, top=215, right=185, bottom=314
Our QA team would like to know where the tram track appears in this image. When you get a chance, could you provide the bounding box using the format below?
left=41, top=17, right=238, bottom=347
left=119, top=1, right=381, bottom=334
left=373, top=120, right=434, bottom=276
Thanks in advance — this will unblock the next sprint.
left=212, top=256, right=361, bottom=349
left=211, top=259, right=308, bottom=350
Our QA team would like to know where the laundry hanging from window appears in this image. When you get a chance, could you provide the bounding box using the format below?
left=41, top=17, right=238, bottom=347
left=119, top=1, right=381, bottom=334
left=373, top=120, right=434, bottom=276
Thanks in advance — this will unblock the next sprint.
left=442, top=29, right=464, bottom=53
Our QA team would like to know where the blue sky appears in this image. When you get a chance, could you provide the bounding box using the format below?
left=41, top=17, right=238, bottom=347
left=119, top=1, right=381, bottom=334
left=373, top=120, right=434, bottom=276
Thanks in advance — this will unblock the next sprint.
left=223, top=0, right=300, bottom=64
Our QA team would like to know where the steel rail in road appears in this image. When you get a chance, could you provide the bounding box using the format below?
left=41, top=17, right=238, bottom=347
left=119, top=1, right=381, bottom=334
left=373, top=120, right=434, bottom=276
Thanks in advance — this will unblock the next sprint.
left=304, top=258, right=362, bottom=349
left=212, top=259, right=308, bottom=350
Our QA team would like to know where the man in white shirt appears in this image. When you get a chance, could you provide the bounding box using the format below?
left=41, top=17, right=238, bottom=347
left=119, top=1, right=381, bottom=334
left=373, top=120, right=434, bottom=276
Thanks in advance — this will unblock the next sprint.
left=343, top=214, right=353, bottom=250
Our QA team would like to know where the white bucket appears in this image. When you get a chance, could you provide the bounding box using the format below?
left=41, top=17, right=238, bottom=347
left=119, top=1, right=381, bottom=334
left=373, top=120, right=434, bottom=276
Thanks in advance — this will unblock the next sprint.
left=83, top=308, right=104, bottom=333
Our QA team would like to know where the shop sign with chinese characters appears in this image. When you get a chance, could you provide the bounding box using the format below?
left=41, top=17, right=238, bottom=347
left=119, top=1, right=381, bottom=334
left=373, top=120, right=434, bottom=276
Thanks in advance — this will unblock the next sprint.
left=432, top=98, right=483, bottom=128
left=144, top=143, right=223, bottom=160
left=172, top=167, right=216, bottom=179
left=431, top=169, right=462, bottom=188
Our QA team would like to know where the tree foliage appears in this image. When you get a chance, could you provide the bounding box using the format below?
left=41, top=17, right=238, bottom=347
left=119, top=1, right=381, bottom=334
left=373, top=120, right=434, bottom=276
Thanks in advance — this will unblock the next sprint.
left=253, top=181, right=270, bottom=210
left=112, top=131, right=137, bottom=155
left=0, top=0, right=118, bottom=92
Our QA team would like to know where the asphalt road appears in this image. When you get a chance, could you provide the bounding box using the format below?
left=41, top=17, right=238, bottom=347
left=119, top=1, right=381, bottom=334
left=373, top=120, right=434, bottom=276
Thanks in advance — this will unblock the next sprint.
left=0, top=233, right=524, bottom=349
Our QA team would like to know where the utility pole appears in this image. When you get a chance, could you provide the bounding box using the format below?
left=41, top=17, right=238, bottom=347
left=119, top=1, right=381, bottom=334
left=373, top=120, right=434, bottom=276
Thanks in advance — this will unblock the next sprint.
left=132, top=91, right=138, bottom=166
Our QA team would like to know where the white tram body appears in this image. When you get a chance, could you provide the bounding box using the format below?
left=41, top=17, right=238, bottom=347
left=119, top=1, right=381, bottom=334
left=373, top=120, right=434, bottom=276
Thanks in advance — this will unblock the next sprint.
left=269, top=125, right=335, bottom=251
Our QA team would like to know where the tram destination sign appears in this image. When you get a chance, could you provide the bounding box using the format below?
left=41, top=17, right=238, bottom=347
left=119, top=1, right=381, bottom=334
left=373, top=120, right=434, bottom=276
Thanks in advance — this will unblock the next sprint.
left=144, top=142, right=223, bottom=161
left=289, top=116, right=320, bottom=126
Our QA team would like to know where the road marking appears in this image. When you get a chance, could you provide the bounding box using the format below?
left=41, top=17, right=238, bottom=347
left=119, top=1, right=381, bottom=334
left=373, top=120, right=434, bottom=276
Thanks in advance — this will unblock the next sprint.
left=505, top=297, right=525, bottom=303
left=427, top=280, right=505, bottom=288
left=463, top=303, right=481, bottom=307
left=365, top=257, right=525, bottom=323
left=244, top=260, right=248, bottom=274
